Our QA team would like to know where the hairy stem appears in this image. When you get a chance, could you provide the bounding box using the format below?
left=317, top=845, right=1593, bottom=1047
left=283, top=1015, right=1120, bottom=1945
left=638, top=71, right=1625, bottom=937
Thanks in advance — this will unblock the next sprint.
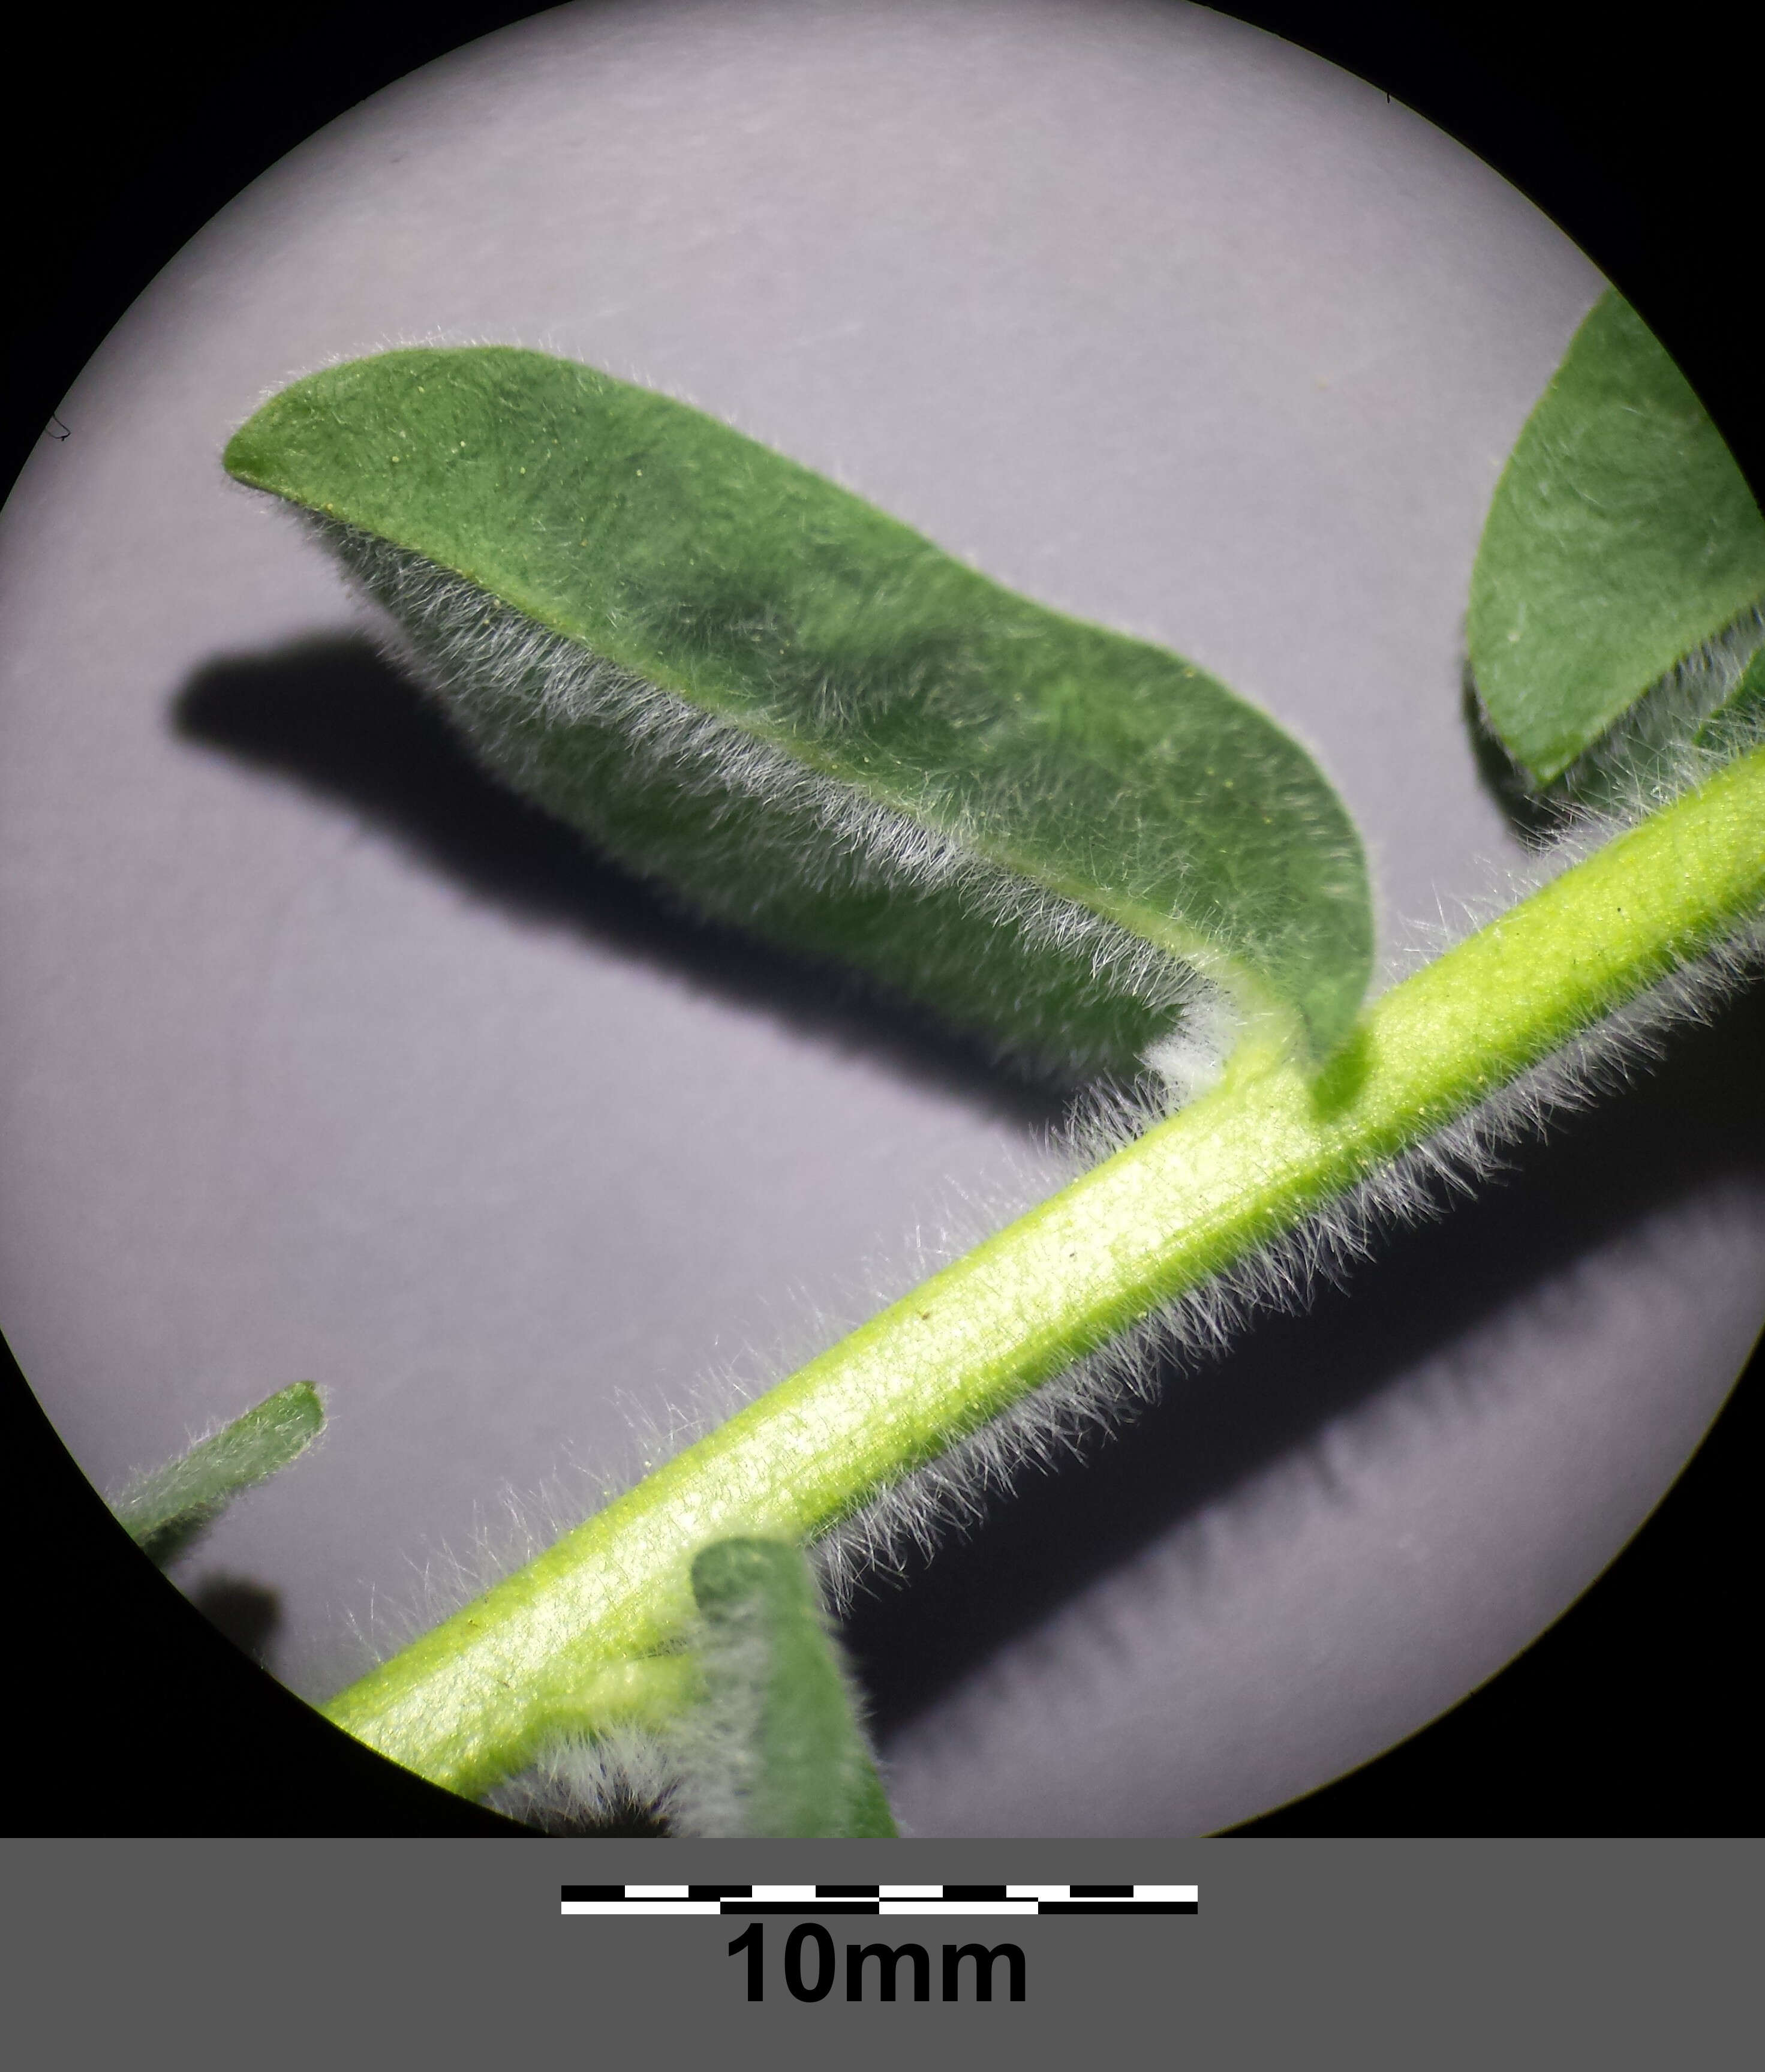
left=324, top=746, right=1765, bottom=1798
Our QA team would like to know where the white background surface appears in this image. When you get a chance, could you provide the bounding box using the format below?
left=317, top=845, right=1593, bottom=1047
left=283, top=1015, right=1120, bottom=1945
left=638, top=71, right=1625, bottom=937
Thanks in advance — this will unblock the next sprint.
left=2, top=0, right=1760, bottom=1833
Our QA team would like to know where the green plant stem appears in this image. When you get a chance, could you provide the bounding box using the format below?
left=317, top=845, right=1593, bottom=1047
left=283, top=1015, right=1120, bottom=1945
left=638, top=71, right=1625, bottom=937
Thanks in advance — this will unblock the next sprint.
left=325, top=746, right=1765, bottom=1798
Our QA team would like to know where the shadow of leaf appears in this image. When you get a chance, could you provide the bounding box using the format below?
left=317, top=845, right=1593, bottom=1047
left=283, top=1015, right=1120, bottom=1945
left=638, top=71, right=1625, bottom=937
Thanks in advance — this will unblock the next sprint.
left=189, top=1575, right=281, bottom=1669
left=172, top=634, right=1066, bottom=1131
left=843, top=981, right=1765, bottom=1737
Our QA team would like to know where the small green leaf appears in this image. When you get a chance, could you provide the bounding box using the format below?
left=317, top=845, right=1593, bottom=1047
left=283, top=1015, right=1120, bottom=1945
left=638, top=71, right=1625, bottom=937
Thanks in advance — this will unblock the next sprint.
left=109, top=1382, right=324, bottom=1566
left=225, top=349, right=1372, bottom=1070
left=686, top=1538, right=895, bottom=1838
left=1468, top=289, right=1765, bottom=786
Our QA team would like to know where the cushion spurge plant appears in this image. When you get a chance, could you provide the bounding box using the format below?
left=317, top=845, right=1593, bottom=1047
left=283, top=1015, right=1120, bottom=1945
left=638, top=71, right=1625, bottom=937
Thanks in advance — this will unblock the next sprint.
left=172, top=286, right=1763, bottom=1831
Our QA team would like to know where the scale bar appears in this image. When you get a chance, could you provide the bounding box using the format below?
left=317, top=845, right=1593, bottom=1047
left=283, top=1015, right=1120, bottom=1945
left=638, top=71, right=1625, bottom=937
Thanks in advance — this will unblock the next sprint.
left=561, top=1882, right=1198, bottom=1917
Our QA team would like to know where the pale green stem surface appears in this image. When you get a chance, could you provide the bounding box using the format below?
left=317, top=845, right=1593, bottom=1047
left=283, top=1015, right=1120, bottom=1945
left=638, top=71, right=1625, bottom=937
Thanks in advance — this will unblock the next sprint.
left=326, top=747, right=1765, bottom=1798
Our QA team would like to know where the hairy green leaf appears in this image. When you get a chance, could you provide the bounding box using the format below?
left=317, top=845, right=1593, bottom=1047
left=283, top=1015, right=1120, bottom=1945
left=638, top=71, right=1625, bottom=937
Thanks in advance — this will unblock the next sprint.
left=687, top=1538, right=894, bottom=1838
left=109, top=1382, right=324, bottom=1566
left=1468, top=289, right=1765, bottom=787
left=225, top=348, right=1372, bottom=1070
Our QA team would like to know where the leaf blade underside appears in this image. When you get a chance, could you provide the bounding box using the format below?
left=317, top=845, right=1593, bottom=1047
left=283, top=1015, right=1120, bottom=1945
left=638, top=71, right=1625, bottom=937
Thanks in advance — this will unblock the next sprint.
left=226, top=348, right=1372, bottom=1068
left=1468, top=289, right=1765, bottom=788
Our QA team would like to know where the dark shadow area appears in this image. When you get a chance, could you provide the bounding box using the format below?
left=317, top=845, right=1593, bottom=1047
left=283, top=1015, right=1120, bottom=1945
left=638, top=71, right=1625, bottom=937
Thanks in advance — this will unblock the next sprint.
left=172, top=635, right=1067, bottom=1133
left=190, top=1575, right=281, bottom=1668
left=841, top=979, right=1765, bottom=1742
left=1231, top=1322, right=1764, bottom=1832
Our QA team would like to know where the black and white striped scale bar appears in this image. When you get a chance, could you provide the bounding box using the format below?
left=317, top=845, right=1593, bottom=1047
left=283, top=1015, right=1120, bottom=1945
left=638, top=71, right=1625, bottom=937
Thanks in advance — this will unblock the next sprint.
left=561, top=1884, right=1197, bottom=1916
